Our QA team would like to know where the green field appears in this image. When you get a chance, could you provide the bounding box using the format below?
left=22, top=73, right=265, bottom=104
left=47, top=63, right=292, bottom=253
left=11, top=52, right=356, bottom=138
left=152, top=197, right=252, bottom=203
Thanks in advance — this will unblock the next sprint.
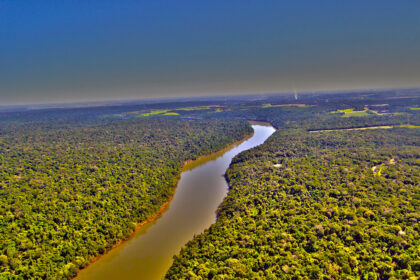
left=331, top=108, right=370, bottom=117
left=342, top=111, right=370, bottom=117
left=163, top=112, right=179, bottom=116
left=140, top=110, right=169, bottom=116
left=399, top=124, right=420, bottom=128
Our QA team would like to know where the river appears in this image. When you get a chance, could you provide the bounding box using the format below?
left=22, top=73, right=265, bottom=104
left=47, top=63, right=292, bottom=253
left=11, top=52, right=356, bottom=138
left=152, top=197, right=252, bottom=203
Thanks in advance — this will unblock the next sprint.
left=75, top=122, right=275, bottom=280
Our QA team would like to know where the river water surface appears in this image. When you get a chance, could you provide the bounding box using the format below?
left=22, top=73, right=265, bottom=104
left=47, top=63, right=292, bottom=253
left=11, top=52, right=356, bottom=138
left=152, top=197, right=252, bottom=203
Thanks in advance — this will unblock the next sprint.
left=76, top=123, right=275, bottom=280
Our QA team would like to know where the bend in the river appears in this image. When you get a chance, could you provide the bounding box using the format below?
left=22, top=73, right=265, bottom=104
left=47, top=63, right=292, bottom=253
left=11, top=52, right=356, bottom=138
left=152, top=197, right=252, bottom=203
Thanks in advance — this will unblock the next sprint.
left=75, top=122, right=276, bottom=280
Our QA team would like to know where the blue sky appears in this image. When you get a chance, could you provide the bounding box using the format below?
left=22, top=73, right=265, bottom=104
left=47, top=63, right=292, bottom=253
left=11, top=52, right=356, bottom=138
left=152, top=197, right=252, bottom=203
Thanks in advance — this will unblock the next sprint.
left=1, top=1, right=419, bottom=104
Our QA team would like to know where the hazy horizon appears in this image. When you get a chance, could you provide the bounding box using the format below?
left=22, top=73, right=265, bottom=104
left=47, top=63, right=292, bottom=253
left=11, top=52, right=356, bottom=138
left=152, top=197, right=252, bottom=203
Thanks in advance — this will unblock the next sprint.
left=1, top=1, right=419, bottom=105
left=1, top=86, right=418, bottom=109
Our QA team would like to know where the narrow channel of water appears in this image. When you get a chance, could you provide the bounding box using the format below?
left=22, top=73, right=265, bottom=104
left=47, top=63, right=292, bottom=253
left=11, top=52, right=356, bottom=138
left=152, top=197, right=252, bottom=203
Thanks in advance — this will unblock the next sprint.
left=76, top=123, right=275, bottom=280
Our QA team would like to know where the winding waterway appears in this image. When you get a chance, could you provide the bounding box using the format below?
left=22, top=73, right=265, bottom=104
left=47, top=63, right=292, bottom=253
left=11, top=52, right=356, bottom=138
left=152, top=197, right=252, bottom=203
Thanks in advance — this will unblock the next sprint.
left=76, top=122, right=275, bottom=280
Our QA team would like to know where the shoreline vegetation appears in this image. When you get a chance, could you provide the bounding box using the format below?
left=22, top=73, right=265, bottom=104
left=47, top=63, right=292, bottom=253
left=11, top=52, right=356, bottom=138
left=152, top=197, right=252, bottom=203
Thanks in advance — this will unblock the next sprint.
left=182, top=127, right=255, bottom=172
left=76, top=194, right=174, bottom=273
left=0, top=119, right=252, bottom=279
left=182, top=121, right=273, bottom=171
left=72, top=126, right=255, bottom=279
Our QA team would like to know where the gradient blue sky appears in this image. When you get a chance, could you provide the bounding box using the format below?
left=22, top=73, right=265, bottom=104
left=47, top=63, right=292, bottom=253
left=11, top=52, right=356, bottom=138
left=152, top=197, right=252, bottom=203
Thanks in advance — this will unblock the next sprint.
left=1, top=1, right=419, bottom=105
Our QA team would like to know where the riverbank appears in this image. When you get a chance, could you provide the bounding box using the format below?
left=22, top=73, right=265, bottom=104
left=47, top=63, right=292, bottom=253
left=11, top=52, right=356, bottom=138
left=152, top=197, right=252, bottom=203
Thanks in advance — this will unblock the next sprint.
left=215, top=121, right=276, bottom=219
left=80, top=194, right=175, bottom=269
left=182, top=120, right=274, bottom=171
left=73, top=128, right=254, bottom=278
left=248, top=120, right=275, bottom=127
left=183, top=130, right=255, bottom=171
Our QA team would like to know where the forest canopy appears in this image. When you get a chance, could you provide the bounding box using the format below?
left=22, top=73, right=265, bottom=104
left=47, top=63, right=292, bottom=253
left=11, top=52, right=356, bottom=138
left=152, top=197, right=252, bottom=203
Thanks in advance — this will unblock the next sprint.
left=0, top=118, right=251, bottom=279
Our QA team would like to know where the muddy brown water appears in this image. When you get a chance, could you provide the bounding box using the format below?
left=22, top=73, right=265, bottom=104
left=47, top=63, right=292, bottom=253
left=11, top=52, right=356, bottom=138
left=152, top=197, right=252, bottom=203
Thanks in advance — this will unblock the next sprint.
left=75, top=123, right=275, bottom=280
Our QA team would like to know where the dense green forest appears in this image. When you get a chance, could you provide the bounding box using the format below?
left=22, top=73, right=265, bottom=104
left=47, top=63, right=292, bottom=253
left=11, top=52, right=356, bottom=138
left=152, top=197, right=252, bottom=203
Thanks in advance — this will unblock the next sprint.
left=0, top=118, right=251, bottom=279
left=0, top=90, right=419, bottom=279
left=167, top=116, right=420, bottom=278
